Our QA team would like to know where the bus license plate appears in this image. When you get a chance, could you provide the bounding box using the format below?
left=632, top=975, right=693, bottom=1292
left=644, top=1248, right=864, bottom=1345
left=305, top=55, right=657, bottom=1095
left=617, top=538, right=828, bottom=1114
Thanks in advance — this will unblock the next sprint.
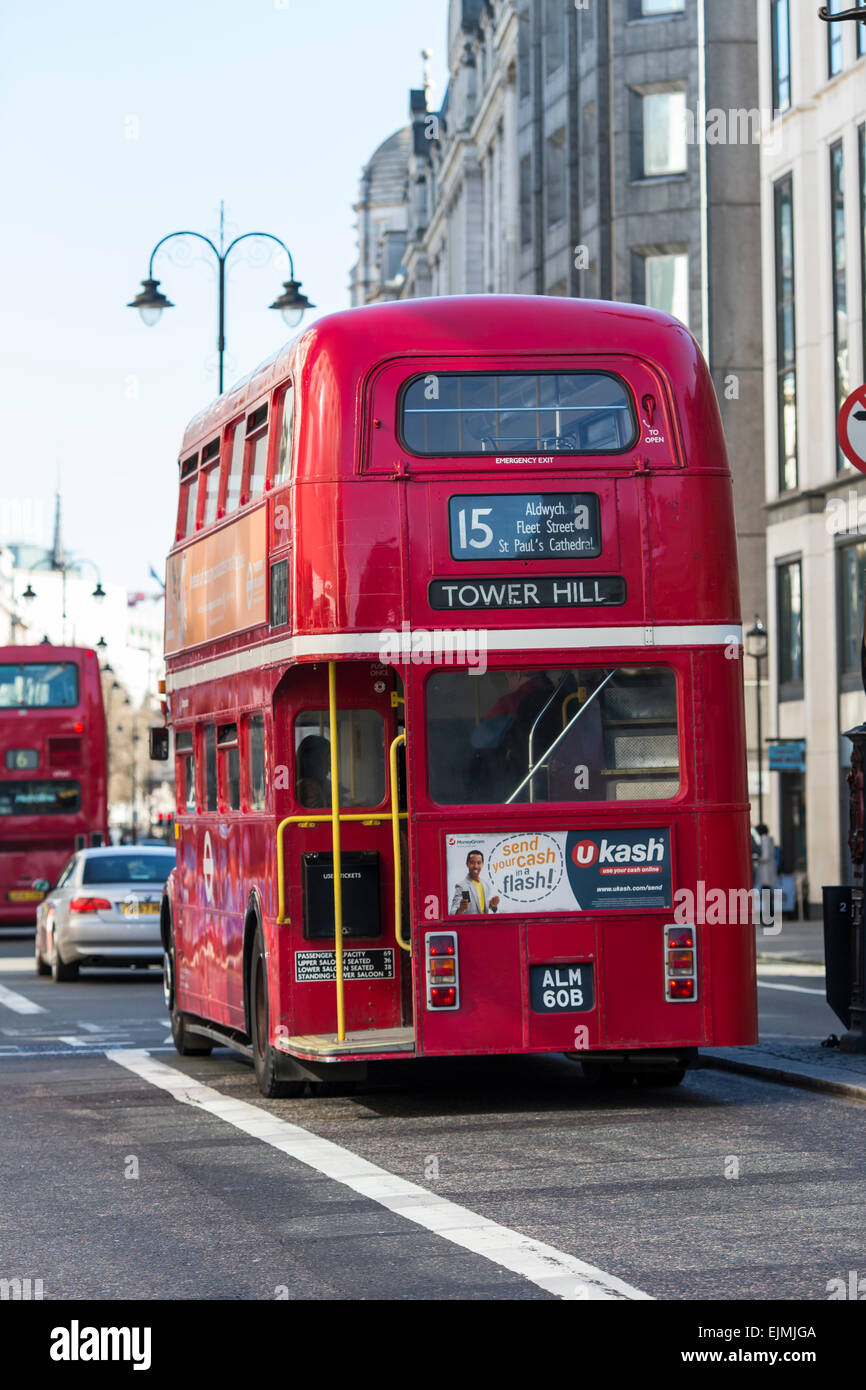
left=530, top=963, right=595, bottom=1013
left=121, top=902, right=159, bottom=916
left=7, top=889, right=44, bottom=902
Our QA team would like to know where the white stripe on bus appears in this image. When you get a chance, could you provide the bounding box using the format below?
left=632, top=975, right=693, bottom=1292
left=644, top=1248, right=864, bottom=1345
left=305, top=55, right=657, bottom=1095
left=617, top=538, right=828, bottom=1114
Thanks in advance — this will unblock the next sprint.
left=165, top=624, right=743, bottom=692
left=108, top=1049, right=651, bottom=1302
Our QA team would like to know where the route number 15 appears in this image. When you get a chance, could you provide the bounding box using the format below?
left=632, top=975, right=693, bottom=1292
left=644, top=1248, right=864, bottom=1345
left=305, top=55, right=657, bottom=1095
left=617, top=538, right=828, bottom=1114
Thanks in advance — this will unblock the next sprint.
left=456, top=507, right=494, bottom=550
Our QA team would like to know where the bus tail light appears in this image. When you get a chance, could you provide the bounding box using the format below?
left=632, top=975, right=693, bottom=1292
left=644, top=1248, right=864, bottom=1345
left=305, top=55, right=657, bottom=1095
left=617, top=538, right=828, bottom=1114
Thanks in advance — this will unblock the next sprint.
left=69, top=897, right=112, bottom=914
left=664, top=925, right=697, bottom=1002
left=426, top=931, right=459, bottom=1009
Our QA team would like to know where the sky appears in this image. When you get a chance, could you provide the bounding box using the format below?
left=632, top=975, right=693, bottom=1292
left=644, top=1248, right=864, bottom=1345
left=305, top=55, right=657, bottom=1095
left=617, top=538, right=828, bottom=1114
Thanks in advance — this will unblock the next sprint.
left=0, top=0, right=449, bottom=593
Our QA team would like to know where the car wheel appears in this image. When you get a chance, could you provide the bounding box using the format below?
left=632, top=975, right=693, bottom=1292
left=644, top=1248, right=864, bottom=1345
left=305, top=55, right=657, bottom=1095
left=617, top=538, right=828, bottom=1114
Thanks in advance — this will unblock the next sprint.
left=51, top=948, right=79, bottom=983
left=250, top=925, right=303, bottom=1098
left=34, top=928, right=51, bottom=977
left=164, top=924, right=212, bottom=1057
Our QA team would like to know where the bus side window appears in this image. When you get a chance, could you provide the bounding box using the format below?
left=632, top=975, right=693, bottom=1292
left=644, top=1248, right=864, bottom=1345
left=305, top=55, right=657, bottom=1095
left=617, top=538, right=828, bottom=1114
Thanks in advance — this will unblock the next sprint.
left=217, top=723, right=240, bottom=811
left=245, top=403, right=269, bottom=501
left=246, top=714, right=266, bottom=810
left=203, top=725, right=217, bottom=812
left=225, top=420, right=245, bottom=514
left=176, top=731, right=195, bottom=813
left=275, top=384, right=294, bottom=485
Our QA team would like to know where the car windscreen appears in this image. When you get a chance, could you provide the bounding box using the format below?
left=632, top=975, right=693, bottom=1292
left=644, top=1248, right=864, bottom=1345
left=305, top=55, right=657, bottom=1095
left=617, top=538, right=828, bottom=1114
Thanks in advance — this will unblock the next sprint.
left=81, top=854, right=175, bottom=884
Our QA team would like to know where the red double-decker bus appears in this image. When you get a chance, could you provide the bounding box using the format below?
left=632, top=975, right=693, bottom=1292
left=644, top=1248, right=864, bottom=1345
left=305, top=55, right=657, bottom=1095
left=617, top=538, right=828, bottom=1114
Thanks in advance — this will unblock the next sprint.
left=0, top=645, right=108, bottom=925
left=158, top=295, right=757, bottom=1095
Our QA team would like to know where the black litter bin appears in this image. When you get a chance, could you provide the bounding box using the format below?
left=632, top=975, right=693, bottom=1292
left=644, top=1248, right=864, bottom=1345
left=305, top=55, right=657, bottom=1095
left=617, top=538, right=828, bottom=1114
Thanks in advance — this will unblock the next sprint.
left=822, top=885, right=852, bottom=1029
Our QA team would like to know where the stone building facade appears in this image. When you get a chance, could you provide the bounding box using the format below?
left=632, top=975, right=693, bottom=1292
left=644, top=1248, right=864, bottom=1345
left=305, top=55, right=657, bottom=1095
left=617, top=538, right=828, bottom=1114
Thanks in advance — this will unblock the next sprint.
left=352, top=0, right=768, bottom=814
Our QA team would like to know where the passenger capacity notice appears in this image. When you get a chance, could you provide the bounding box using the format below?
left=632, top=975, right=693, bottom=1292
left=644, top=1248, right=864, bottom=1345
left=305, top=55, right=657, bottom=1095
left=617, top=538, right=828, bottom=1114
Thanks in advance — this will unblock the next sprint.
left=449, top=493, right=601, bottom=561
left=294, top=949, right=395, bottom=983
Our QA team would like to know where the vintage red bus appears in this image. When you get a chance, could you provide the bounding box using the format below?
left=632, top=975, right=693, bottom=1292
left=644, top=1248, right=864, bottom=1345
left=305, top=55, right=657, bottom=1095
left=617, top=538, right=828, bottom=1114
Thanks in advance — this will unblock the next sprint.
left=157, top=295, right=757, bottom=1095
left=0, top=644, right=108, bottom=925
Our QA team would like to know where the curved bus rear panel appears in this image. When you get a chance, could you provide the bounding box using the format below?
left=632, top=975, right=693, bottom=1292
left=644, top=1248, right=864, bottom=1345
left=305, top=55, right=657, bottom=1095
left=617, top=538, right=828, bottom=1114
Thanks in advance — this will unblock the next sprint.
left=160, top=297, right=757, bottom=1088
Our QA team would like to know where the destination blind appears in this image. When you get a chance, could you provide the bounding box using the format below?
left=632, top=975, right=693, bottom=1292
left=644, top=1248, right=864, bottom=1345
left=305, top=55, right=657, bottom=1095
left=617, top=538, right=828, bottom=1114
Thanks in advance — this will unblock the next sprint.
left=449, top=493, right=601, bottom=560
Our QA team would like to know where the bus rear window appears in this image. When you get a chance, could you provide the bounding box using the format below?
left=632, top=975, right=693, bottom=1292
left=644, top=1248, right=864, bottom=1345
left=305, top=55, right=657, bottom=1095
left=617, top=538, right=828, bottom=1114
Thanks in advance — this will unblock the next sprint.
left=426, top=667, right=679, bottom=805
left=400, top=372, right=636, bottom=457
left=0, top=663, right=79, bottom=708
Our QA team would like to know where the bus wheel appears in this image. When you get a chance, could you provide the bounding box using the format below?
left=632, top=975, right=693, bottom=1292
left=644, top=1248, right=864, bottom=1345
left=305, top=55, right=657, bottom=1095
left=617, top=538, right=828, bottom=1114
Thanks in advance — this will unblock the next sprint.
left=51, top=950, right=79, bottom=983
left=164, top=929, right=212, bottom=1057
left=636, top=1069, right=685, bottom=1088
left=250, top=925, right=303, bottom=1098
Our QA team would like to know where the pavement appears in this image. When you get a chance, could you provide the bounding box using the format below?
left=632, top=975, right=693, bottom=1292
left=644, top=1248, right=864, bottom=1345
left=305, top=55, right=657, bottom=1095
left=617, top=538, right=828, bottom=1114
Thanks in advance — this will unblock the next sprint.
left=701, top=915, right=866, bottom=1102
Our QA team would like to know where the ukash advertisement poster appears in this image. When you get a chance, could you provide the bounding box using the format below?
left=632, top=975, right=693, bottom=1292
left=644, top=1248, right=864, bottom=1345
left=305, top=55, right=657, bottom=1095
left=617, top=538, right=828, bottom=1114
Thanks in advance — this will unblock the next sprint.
left=445, top=828, right=672, bottom=914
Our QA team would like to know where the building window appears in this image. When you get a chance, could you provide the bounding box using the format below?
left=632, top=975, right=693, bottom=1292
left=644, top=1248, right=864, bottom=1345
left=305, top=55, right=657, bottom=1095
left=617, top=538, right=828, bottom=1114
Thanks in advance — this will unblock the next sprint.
left=518, top=11, right=530, bottom=99
left=247, top=714, right=266, bottom=810
left=636, top=0, right=685, bottom=12
left=827, top=0, right=844, bottom=77
left=543, top=0, right=565, bottom=74
left=774, top=173, right=798, bottom=492
left=632, top=250, right=689, bottom=327
left=778, top=560, right=804, bottom=696
left=830, top=140, right=850, bottom=472
left=545, top=128, right=566, bottom=226
left=771, top=0, right=791, bottom=113
left=582, top=102, right=597, bottom=205
left=839, top=542, right=866, bottom=684
left=859, top=0, right=866, bottom=57
left=520, top=155, right=533, bottom=246
left=634, top=88, right=688, bottom=179
left=580, top=1, right=594, bottom=47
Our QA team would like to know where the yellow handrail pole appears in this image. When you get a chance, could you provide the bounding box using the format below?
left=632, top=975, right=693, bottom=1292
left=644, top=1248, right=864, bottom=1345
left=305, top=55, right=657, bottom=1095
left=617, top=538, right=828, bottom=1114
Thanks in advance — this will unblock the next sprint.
left=389, top=732, right=410, bottom=954
left=328, top=662, right=346, bottom=1041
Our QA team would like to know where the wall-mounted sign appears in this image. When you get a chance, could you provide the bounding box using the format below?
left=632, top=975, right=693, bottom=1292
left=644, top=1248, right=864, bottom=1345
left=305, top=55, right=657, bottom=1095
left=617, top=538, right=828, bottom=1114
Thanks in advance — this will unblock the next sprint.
left=767, top=740, right=806, bottom=773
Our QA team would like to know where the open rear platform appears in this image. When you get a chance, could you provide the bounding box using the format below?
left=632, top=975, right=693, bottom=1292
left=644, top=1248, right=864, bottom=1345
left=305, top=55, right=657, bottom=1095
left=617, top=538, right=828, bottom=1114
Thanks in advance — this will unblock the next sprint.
left=277, top=1026, right=415, bottom=1058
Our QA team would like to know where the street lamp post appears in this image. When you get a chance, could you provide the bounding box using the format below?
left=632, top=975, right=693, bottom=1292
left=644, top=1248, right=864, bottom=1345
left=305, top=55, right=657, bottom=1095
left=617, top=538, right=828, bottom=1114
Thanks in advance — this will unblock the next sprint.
left=22, top=563, right=106, bottom=646
left=745, top=616, right=769, bottom=827
left=128, top=203, right=314, bottom=394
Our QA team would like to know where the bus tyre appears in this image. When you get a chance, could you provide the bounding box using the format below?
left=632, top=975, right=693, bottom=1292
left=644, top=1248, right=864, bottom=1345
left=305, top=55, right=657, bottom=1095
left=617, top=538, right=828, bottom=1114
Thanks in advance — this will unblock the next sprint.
left=164, top=928, right=212, bottom=1057
left=250, top=925, right=303, bottom=1098
left=52, top=950, right=79, bottom=983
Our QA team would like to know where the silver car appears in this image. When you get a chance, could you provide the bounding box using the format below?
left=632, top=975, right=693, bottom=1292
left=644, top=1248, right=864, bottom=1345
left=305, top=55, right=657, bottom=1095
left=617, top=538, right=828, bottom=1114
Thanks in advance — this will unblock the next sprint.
left=34, top=846, right=176, bottom=982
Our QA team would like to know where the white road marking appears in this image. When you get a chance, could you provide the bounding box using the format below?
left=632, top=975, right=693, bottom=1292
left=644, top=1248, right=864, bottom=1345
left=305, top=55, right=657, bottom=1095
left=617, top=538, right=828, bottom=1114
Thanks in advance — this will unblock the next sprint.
left=108, top=1050, right=651, bottom=1302
left=0, top=982, right=46, bottom=1015
left=57, top=1035, right=91, bottom=1047
left=757, top=981, right=826, bottom=996
left=0, top=957, right=42, bottom=974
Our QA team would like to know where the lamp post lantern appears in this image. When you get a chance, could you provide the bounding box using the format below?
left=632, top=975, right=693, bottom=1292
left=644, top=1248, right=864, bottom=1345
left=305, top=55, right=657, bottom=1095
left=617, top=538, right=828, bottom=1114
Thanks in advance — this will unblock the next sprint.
left=745, top=616, right=769, bottom=826
left=128, top=203, right=314, bottom=394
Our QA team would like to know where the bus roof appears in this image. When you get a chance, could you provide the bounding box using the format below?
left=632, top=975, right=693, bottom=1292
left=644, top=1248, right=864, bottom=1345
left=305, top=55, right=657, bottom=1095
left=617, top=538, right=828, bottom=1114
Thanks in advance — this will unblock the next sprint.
left=179, top=295, right=704, bottom=455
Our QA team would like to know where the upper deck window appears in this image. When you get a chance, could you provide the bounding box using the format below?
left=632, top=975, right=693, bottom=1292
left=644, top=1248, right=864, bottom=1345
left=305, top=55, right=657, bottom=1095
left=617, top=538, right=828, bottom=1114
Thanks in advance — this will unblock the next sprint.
left=399, top=372, right=636, bottom=457
left=0, top=663, right=79, bottom=708
left=246, top=404, right=269, bottom=500
left=225, top=420, right=245, bottom=514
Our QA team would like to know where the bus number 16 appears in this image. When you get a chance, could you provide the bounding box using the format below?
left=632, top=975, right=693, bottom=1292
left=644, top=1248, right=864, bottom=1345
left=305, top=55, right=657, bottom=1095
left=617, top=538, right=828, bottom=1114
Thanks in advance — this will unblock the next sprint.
left=456, top=507, right=494, bottom=550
